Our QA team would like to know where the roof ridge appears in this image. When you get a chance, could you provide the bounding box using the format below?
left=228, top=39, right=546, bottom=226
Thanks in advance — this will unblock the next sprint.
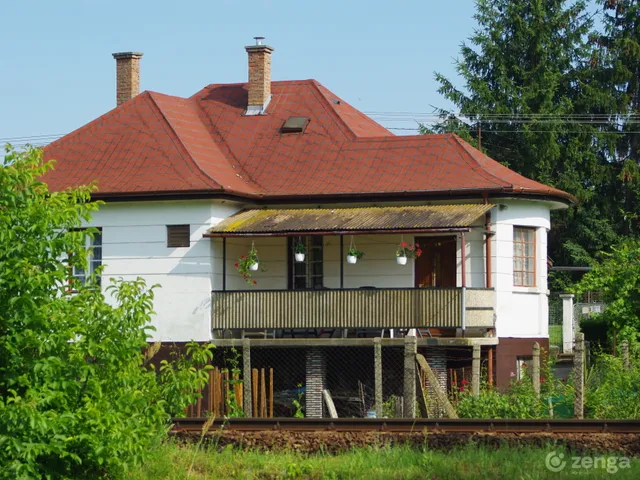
left=307, top=80, right=357, bottom=140
left=146, top=92, right=222, bottom=190
left=448, top=134, right=513, bottom=189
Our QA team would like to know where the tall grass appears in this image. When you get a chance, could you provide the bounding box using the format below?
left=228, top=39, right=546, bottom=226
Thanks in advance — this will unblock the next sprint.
left=129, top=441, right=639, bottom=479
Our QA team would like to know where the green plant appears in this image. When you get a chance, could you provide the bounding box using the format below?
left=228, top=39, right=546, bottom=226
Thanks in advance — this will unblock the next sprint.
left=235, top=245, right=259, bottom=285
left=0, top=146, right=214, bottom=478
left=292, top=384, right=305, bottom=418
left=223, top=348, right=244, bottom=418
left=396, top=241, right=422, bottom=259
left=294, top=240, right=306, bottom=254
left=346, top=247, right=365, bottom=259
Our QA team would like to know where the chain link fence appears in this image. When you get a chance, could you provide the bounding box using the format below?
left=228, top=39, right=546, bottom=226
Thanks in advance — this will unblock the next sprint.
left=183, top=341, right=489, bottom=419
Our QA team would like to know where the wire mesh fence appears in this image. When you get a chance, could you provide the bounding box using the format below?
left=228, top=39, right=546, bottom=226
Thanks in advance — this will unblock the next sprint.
left=182, top=341, right=489, bottom=419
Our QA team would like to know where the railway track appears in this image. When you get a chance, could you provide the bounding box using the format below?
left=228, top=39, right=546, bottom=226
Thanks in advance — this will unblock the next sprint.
left=171, top=417, right=640, bottom=434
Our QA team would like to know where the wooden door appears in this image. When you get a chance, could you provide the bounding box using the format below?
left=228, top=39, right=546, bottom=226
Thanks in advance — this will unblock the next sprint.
left=414, top=236, right=457, bottom=287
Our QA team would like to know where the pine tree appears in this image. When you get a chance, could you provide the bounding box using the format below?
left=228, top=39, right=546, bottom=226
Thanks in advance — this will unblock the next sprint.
left=429, top=0, right=621, bottom=286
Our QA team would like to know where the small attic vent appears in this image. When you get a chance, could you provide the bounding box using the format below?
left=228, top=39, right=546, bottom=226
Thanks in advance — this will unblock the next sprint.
left=281, top=116, right=310, bottom=134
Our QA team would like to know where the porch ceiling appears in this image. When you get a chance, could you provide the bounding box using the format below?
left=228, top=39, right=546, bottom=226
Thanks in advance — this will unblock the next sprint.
left=205, top=204, right=493, bottom=236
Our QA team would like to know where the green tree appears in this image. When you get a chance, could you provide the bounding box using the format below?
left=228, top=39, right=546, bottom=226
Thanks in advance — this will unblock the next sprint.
left=429, top=0, right=622, bottom=287
left=573, top=238, right=640, bottom=345
left=0, top=146, right=212, bottom=478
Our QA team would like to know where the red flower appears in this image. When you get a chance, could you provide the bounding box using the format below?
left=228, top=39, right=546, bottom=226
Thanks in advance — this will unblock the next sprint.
left=540, top=377, right=546, bottom=383
left=234, top=263, right=239, bottom=268
left=400, top=241, right=408, bottom=247
left=461, top=379, right=468, bottom=385
left=415, top=243, right=420, bottom=248
left=521, top=362, right=527, bottom=367
left=253, top=280, right=257, bottom=285
left=416, top=249, right=423, bottom=256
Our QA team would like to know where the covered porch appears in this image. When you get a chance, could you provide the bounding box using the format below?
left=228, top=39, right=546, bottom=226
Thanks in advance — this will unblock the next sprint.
left=206, top=204, right=496, bottom=339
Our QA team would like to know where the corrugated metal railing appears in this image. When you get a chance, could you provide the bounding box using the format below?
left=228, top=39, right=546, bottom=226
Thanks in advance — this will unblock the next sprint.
left=211, top=288, right=495, bottom=330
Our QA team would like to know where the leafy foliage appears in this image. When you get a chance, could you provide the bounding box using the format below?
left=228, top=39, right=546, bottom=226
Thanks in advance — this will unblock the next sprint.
left=429, top=0, right=640, bottom=286
left=0, top=146, right=213, bottom=478
left=586, top=348, right=640, bottom=419
left=573, top=237, right=640, bottom=343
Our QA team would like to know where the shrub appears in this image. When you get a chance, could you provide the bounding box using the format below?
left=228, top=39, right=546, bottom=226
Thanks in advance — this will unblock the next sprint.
left=0, top=147, right=212, bottom=478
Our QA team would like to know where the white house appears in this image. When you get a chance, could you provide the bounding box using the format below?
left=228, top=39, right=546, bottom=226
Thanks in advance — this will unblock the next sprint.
left=43, top=41, right=574, bottom=390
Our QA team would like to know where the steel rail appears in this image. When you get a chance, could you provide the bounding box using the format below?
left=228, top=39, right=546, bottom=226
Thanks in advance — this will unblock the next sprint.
left=171, top=418, right=640, bottom=434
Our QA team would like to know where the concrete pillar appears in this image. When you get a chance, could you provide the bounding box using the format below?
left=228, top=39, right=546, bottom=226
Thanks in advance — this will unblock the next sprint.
left=305, top=347, right=326, bottom=418
left=242, top=338, right=252, bottom=417
left=472, top=344, right=481, bottom=396
left=424, top=348, right=447, bottom=416
left=622, top=340, right=630, bottom=369
left=532, top=342, right=540, bottom=399
left=403, top=336, right=417, bottom=418
left=574, top=333, right=584, bottom=419
left=560, top=294, right=575, bottom=354
left=374, top=338, right=383, bottom=418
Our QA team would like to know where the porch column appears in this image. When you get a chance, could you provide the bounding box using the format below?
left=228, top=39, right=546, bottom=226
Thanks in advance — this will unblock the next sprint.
left=305, top=347, right=326, bottom=418
left=424, top=348, right=447, bottom=418
left=242, top=338, right=252, bottom=417
left=403, top=336, right=417, bottom=418
left=560, top=294, right=575, bottom=354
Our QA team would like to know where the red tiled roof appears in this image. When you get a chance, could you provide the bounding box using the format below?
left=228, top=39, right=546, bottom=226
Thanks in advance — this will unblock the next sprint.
left=42, top=79, right=574, bottom=203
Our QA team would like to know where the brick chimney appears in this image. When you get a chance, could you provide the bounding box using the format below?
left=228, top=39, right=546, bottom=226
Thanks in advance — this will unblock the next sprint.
left=112, top=52, right=143, bottom=106
left=245, top=37, right=274, bottom=115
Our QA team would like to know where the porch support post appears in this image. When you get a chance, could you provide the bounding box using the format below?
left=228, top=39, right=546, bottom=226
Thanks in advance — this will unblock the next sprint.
left=485, top=211, right=493, bottom=289
left=242, top=338, right=252, bottom=417
left=339, top=235, right=344, bottom=289
left=461, top=232, right=467, bottom=287
left=222, top=237, right=227, bottom=291
left=305, top=347, right=326, bottom=418
left=374, top=337, right=383, bottom=418
left=472, top=344, right=480, bottom=396
left=403, top=336, right=417, bottom=418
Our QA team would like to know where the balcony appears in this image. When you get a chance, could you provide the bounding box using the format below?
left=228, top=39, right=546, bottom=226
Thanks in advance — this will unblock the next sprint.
left=211, top=287, right=494, bottom=332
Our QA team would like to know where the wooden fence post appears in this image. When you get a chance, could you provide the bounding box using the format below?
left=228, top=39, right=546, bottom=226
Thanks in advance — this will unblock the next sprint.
left=532, top=342, right=540, bottom=400
left=374, top=337, right=383, bottom=418
left=242, top=338, right=252, bottom=417
left=403, top=336, right=417, bottom=418
left=472, top=344, right=481, bottom=396
left=574, top=333, right=584, bottom=419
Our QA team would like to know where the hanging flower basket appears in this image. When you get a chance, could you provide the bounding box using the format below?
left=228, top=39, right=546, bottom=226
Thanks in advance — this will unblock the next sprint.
left=396, top=240, right=422, bottom=265
left=294, top=239, right=306, bottom=262
left=235, top=244, right=260, bottom=284
left=346, top=247, right=364, bottom=264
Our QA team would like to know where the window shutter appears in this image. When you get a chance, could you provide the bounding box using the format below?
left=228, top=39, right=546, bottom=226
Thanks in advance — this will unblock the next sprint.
left=167, top=225, right=190, bottom=248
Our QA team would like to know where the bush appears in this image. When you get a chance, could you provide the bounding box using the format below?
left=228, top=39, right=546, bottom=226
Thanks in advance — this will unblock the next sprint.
left=586, top=350, right=640, bottom=419
left=0, top=147, right=212, bottom=478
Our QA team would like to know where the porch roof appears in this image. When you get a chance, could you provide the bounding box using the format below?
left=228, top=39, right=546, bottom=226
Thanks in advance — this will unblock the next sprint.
left=205, top=204, right=493, bottom=237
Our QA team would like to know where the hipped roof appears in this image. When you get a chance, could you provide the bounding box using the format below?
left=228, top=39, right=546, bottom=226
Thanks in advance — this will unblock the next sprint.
left=42, top=80, right=575, bottom=204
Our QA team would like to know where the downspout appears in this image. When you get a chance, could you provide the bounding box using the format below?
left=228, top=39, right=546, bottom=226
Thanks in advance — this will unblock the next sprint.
left=461, top=232, right=467, bottom=336
left=483, top=193, right=493, bottom=289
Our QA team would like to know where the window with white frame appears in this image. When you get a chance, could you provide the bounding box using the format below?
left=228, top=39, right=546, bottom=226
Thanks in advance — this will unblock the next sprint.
left=71, top=228, right=102, bottom=286
left=513, top=227, right=535, bottom=287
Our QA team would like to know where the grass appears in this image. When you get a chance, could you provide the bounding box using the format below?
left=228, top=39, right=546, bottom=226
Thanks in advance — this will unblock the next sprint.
left=129, top=441, right=640, bottom=479
left=549, top=324, right=562, bottom=347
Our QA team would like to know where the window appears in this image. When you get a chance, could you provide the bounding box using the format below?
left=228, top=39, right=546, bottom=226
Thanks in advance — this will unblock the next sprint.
left=516, top=356, right=533, bottom=381
left=281, top=116, right=310, bottom=134
left=167, top=224, right=190, bottom=247
left=513, top=227, right=536, bottom=287
left=72, top=228, right=102, bottom=287
left=288, top=236, right=323, bottom=289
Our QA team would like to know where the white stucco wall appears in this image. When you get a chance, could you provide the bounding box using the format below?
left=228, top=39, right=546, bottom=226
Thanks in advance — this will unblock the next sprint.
left=84, top=199, right=243, bottom=342
left=491, top=200, right=551, bottom=339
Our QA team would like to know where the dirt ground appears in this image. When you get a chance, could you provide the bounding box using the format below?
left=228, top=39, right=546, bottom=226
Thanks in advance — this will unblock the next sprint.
left=171, top=431, right=640, bottom=456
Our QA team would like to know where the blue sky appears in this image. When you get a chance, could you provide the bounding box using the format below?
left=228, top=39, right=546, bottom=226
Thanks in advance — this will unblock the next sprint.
left=0, top=0, right=478, bottom=146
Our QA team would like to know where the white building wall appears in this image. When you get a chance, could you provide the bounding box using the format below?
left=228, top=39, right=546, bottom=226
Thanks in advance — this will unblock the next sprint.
left=492, top=200, right=551, bottom=339
left=85, top=199, right=243, bottom=342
